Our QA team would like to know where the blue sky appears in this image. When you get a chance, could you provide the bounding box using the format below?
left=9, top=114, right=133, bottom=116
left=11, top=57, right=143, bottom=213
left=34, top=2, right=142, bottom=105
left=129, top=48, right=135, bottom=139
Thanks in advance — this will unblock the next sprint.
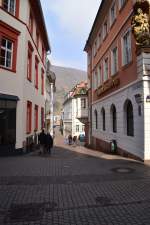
left=40, top=0, right=101, bottom=71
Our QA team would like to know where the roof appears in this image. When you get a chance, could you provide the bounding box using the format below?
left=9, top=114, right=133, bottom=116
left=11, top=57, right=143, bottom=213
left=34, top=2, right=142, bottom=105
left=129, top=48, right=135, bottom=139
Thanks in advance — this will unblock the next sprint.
left=30, top=0, right=51, bottom=52
left=84, top=0, right=104, bottom=51
left=63, top=81, right=88, bottom=105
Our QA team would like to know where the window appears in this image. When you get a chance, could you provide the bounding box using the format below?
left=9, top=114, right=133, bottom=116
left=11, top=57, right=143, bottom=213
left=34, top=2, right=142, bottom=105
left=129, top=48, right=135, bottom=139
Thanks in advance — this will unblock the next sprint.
left=101, top=108, right=105, bottom=131
left=0, top=38, right=13, bottom=69
left=119, top=0, right=126, bottom=10
left=94, top=69, right=98, bottom=89
left=76, top=125, right=79, bottom=132
left=104, top=58, right=109, bottom=81
left=126, top=100, right=134, bottom=136
left=98, top=32, right=102, bottom=48
left=27, top=42, right=33, bottom=81
left=110, top=2, right=116, bottom=25
left=0, top=21, right=19, bottom=72
left=29, top=12, right=33, bottom=35
left=34, top=105, right=38, bottom=131
left=122, top=30, right=131, bottom=66
left=94, top=110, right=98, bottom=129
left=111, top=47, right=118, bottom=75
left=98, top=65, right=102, bottom=87
left=27, top=101, right=32, bottom=134
left=81, top=98, right=86, bottom=109
left=36, top=30, right=39, bottom=49
left=35, top=56, right=39, bottom=89
left=41, top=69, right=44, bottom=95
left=111, top=104, right=117, bottom=133
left=2, top=0, right=16, bottom=15
left=103, top=21, right=108, bottom=39
left=41, top=107, right=44, bottom=129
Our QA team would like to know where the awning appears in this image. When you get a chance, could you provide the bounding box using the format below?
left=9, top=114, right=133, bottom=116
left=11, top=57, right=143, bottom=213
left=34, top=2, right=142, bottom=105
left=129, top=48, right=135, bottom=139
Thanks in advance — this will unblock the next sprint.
left=0, top=93, right=19, bottom=101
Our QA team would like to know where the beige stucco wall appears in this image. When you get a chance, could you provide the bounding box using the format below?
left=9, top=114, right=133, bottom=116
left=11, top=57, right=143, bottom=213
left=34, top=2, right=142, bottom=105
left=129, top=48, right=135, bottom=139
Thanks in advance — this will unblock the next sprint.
left=0, top=0, right=46, bottom=149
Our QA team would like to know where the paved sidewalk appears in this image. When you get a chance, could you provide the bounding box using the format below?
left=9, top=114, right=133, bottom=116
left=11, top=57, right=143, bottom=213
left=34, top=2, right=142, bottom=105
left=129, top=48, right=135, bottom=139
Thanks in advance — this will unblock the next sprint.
left=0, top=129, right=150, bottom=224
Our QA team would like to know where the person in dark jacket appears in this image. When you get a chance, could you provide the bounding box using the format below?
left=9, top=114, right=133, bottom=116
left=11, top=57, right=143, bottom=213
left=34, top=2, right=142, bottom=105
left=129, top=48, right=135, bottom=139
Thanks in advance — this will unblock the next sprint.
left=39, top=129, right=47, bottom=154
left=46, top=132, right=53, bottom=154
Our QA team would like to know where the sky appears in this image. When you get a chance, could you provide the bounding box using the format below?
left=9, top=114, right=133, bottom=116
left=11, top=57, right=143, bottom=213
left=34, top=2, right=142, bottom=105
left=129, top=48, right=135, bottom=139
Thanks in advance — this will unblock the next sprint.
left=40, top=0, right=101, bottom=71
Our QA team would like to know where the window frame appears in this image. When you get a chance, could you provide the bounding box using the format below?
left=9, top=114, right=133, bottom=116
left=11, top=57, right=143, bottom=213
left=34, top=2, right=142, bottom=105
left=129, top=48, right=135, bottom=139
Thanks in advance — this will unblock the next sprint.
left=26, top=101, right=32, bottom=134
left=34, top=105, right=38, bottom=131
left=0, top=21, right=20, bottom=72
left=122, top=29, right=132, bottom=66
left=111, top=46, right=118, bottom=75
left=110, top=2, right=116, bottom=26
left=103, top=57, right=109, bottom=82
left=27, top=41, right=34, bottom=81
left=35, top=55, right=39, bottom=89
left=41, top=68, right=44, bottom=95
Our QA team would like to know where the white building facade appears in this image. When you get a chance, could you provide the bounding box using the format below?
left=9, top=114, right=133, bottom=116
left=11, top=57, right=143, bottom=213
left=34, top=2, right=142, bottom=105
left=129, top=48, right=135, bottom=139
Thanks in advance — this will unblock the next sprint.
left=0, top=0, right=50, bottom=154
left=63, top=82, right=88, bottom=139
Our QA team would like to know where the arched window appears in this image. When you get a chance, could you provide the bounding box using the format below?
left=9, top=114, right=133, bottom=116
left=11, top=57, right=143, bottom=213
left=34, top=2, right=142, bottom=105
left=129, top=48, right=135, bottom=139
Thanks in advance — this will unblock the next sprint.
left=125, top=100, right=134, bottom=136
left=101, top=108, right=105, bottom=131
left=94, top=109, right=98, bottom=129
left=111, top=104, right=117, bottom=133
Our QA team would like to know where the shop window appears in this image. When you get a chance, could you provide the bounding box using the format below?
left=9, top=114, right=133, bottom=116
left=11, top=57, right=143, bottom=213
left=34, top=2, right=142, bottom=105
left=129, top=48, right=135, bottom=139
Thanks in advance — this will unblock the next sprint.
left=124, top=100, right=134, bottom=136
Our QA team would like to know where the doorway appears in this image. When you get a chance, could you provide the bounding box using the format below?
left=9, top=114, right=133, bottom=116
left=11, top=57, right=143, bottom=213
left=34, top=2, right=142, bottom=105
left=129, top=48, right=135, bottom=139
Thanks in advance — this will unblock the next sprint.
left=0, top=99, right=16, bottom=152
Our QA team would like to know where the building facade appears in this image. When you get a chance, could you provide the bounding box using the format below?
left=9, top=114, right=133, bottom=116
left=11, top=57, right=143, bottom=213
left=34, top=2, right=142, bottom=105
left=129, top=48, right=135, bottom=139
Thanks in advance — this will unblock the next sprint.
left=0, top=0, right=50, bottom=154
left=63, top=81, right=88, bottom=139
left=45, top=60, right=56, bottom=137
left=84, top=0, right=150, bottom=161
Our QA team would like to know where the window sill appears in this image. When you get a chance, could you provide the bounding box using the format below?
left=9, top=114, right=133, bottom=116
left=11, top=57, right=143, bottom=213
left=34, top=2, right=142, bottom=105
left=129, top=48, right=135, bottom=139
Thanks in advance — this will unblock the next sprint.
left=0, top=66, right=16, bottom=73
left=122, top=61, right=133, bottom=71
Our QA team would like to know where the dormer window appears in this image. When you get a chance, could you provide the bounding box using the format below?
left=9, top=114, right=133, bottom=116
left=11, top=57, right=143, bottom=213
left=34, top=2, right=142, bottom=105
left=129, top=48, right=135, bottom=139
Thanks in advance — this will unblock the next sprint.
left=2, top=0, right=16, bottom=15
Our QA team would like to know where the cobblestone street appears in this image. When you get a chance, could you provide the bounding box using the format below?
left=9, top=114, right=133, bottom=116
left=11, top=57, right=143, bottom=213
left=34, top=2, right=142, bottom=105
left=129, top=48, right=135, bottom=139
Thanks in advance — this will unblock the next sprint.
left=0, top=129, right=150, bottom=225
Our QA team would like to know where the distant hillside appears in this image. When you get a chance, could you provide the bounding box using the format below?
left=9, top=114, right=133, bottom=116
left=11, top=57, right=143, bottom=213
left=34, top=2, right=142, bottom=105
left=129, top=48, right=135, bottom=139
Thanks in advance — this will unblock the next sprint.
left=51, top=65, right=87, bottom=115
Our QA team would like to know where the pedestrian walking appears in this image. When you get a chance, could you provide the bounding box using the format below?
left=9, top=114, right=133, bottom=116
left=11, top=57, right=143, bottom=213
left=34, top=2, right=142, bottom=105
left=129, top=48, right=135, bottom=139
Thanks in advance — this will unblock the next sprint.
left=39, top=129, right=47, bottom=154
left=68, top=134, right=72, bottom=145
left=72, top=136, right=77, bottom=147
left=46, top=132, right=53, bottom=154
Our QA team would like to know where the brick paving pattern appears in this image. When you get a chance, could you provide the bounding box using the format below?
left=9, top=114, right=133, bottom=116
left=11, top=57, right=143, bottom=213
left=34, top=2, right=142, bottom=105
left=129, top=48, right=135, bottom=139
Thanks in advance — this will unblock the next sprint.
left=0, top=129, right=150, bottom=224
